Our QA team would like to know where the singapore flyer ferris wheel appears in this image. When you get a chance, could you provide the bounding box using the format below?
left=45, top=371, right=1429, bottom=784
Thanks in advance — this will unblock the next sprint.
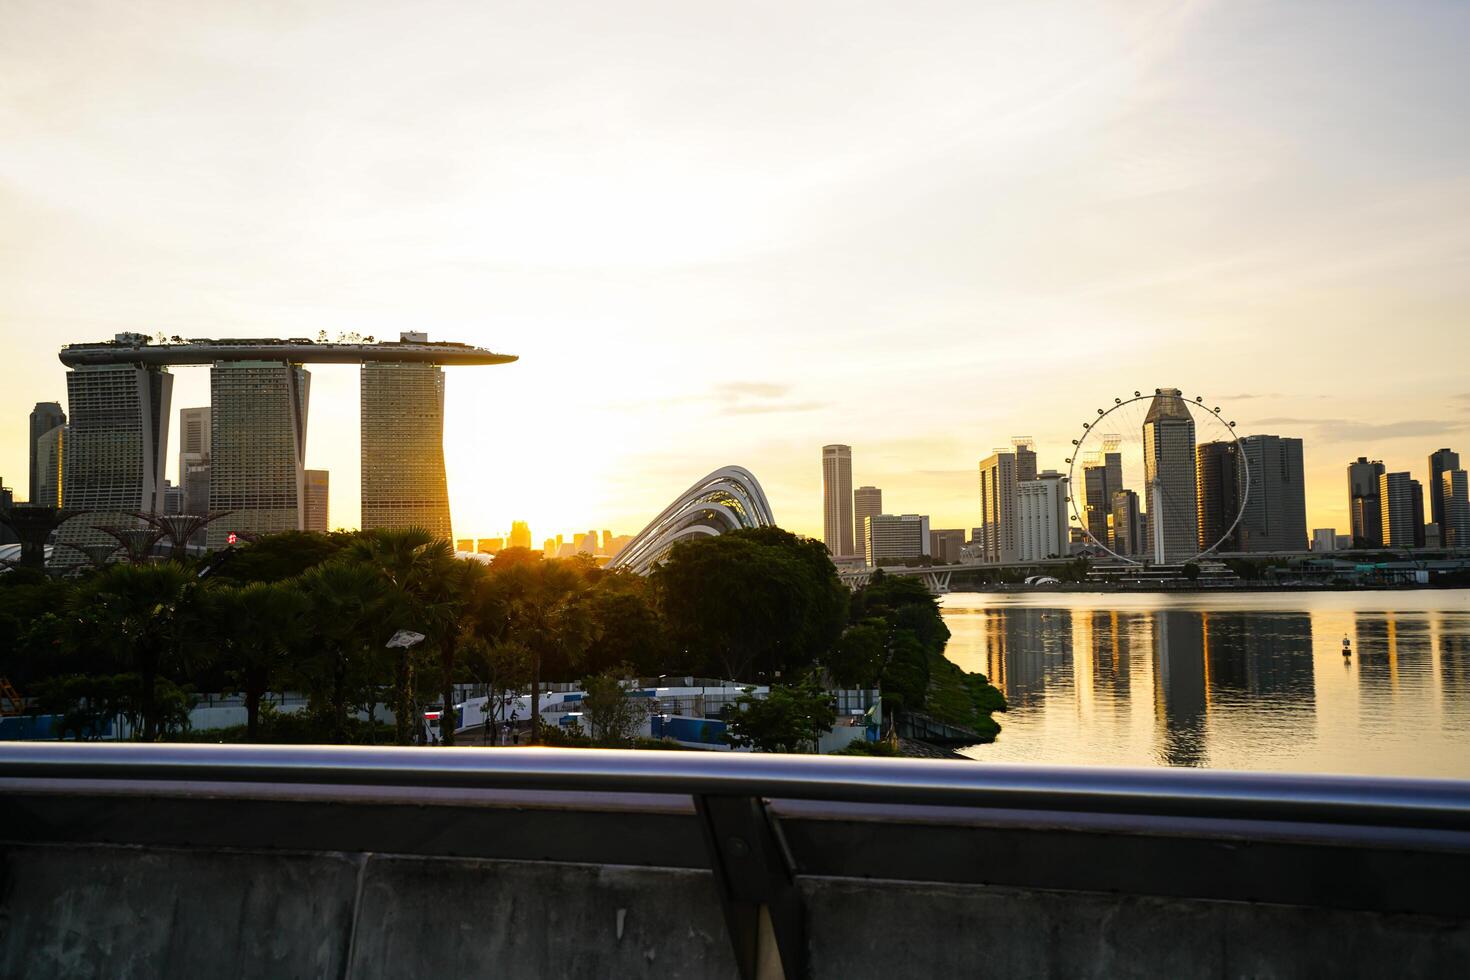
left=1065, top=389, right=1249, bottom=566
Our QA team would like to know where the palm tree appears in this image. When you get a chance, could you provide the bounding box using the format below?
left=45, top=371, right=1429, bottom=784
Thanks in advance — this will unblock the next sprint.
left=296, top=561, right=393, bottom=742
left=65, top=562, right=203, bottom=741
left=419, top=556, right=488, bottom=746
left=207, top=581, right=311, bottom=741
left=490, top=560, right=596, bottom=744
left=344, top=528, right=456, bottom=744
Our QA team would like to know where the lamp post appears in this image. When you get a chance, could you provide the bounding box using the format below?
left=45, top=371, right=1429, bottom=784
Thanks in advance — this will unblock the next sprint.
left=386, top=630, right=427, bottom=743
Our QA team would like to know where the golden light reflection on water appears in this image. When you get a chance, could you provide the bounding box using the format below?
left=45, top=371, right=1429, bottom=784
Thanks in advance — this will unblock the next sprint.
left=943, top=590, right=1470, bottom=777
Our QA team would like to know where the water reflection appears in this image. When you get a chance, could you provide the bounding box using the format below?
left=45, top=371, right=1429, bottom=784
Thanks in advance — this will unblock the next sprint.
left=943, top=591, right=1470, bottom=777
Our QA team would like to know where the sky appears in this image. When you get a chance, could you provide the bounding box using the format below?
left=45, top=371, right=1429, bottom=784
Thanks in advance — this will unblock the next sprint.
left=3, top=0, right=1468, bottom=544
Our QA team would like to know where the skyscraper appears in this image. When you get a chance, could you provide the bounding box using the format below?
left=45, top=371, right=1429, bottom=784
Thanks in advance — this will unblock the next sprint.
left=853, top=486, right=882, bottom=552
left=28, top=401, right=65, bottom=504
left=1082, top=439, right=1123, bottom=547
left=361, top=342, right=451, bottom=541
left=929, top=528, right=966, bottom=563
left=1111, top=489, right=1143, bottom=557
left=207, top=360, right=310, bottom=548
left=1379, top=472, right=1419, bottom=548
left=1195, top=441, right=1242, bottom=553
left=822, top=445, right=854, bottom=557
left=178, top=406, right=211, bottom=515
left=1428, top=449, right=1461, bottom=530
left=1442, top=470, right=1470, bottom=548
left=863, top=514, right=930, bottom=565
left=1017, top=470, right=1069, bottom=561
left=56, top=357, right=174, bottom=563
left=1348, top=457, right=1385, bottom=548
left=1237, top=435, right=1307, bottom=552
left=977, top=439, right=1037, bottom=564
left=509, top=521, right=532, bottom=551
left=33, top=424, right=66, bottom=508
left=304, top=469, right=330, bottom=532
left=1411, top=478, right=1426, bottom=549
left=1142, top=389, right=1197, bottom=563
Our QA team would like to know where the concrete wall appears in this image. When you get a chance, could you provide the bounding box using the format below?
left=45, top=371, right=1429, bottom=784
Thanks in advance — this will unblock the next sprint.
left=5, top=842, right=1469, bottom=979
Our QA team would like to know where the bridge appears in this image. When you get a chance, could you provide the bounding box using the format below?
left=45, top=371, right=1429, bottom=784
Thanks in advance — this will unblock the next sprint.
left=3, top=743, right=1467, bottom=978
left=837, top=557, right=1078, bottom=593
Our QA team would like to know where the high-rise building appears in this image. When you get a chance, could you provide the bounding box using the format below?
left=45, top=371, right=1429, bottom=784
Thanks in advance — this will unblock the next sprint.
left=1142, top=389, right=1197, bottom=563
left=822, top=445, right=854, bottom=557
left=577, top=531, right=598, bottom=554
left=207, top=360, right=310, bottom=549
left=1082, top=440, right=1123, bottom=546
left=509, top=521, right=532, bottom=551
left=853, top=486, right=882, bottom=550
left=1348, top=457, right=1386, bottom=548
left=361, top=345, right=451, bottom=541
left=178, top=406, right=211, bottom=515
left=478, top=537, right=504, bottom=555
left=929, top=528, right=966, bottom=563
left=28, top=401, right=65, bottom=504
left=1379, top=472, right=1420, bottom=549
left=543, top=537, right=558, bottom=556
left=1017, top=470, right=1069, bottom=561
left=601, top=530, right=614, bottom=554
left=1311, top=529, right=1339, bottom=552
left=33, top=424, right=66, bottom=508
left=1428, top=449, right=1461, bottom=531
left=977, top=439, right=1037, bottom=563
left=456, top=538, right=475, bottom=553
left=162, top=480, right=183, bottom=515
left=1195, top=441, right=1243, bottom=553
left=863, top=514, right=930, bottom=565
left=304, top=469, right=329, bottom=532
left=56, top=356, right=174, bottom=562
left=1237, top=435, right=1307, bottom=552
left=1111, top=489, right=1143, bottom=557
left=1441, top=471, right=1470, bottom=548
left=1411, top=479, right=1426, bottom=549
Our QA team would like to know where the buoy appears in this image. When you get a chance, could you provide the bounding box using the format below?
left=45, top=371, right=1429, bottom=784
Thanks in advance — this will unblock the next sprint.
left=1342, top=636, right=1352, bottom=657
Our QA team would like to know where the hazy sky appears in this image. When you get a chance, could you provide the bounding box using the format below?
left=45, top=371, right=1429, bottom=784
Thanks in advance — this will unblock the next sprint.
left=3, top=0, right=1468, bottom=543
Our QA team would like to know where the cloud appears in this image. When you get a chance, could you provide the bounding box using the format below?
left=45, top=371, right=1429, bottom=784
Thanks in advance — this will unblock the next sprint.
left=1213, top=393, right=1279, bottom=401
left=713, top=382, right=790, bottom=399
left=1253, top=416, right=1470, bottom=442
left=725, top=399, right=826, bottom=415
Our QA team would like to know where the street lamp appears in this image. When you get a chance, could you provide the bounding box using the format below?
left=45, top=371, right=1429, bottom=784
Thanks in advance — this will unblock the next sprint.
left=386, top=631, right=427, bottom=742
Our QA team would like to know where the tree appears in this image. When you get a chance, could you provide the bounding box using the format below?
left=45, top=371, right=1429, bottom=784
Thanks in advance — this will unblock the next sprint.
left=580, top=669, right=648, bottom=746
left=206, top=582, right=312, bottom=741
left=344, top=528, right=457, bottom=744
left=296, top=561, right=393, bottom=741
left=653, top=528, right=848, bottom=681
left=723, top=677, right=837, bottom=753
left=211, top=530, right=349, bottom=584
left=582, top=574, right=670, bottom=677
left=826, top=622, right=886, bottom=688
left=62, top=562, right=205, bottom=741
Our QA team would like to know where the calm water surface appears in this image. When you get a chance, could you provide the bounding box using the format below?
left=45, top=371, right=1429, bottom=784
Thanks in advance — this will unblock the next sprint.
left=941, top=590, right=1470, bottom=777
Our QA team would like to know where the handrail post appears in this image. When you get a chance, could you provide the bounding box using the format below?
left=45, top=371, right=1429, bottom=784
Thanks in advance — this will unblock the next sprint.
left=696, top=794, right=805, bottom=980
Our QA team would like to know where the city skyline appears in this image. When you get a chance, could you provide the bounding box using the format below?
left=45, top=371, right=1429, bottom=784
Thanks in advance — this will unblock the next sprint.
left=3, top=2, right=1468, bottom=541
left=7, top=369, right=1468, bottom=550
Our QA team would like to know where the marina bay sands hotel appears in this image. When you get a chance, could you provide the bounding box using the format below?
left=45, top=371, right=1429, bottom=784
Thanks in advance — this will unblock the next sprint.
left=55, top=333, right=516, bottom=552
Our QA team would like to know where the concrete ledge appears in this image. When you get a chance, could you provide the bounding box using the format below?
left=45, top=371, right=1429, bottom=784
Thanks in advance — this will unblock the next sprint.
left=0, top=844, right=735, bottom=980
left=803, top=876, right=1470, bottom=979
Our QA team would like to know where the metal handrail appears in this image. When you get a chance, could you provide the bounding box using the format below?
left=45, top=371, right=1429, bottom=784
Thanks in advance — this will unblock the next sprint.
left=3, top=742, right=1470, bottom=831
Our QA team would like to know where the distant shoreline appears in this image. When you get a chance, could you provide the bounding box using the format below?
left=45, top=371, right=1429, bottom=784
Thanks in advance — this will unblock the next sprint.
left=945, top=583, right=1470, bottom=596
